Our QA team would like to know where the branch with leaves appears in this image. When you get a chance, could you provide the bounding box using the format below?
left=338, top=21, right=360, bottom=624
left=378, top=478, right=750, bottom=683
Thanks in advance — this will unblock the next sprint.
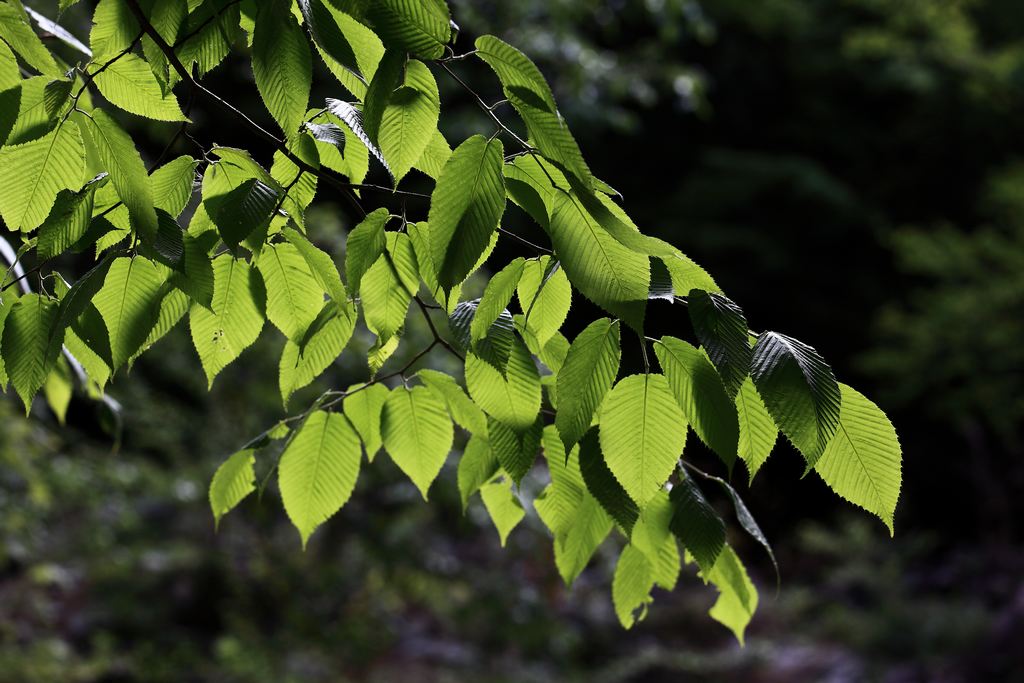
left=0, top=0, right=901, bottom=640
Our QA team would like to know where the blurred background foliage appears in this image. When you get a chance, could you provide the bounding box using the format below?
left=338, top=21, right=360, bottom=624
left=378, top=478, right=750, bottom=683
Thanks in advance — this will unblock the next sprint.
left=2, top=0, right=1024, bottom=680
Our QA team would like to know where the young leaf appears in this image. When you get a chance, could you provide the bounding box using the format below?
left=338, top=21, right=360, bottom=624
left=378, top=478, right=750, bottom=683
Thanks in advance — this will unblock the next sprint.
left=578, top=427, right=638, bottom=535
left=480, top=478, right=525, bottom=547
left=654, top=336, right=739, bottom=470
left=42, top=356, right=72, bottom=425
left=209, top=449, right=256, bottom=530
left=474, top=35, right=592, bottom=188
left=257, top=242, right=327, bottom=343
left=555, top=318, right=620, bottom=453
left=700, top=545, right=759, bottom=645
left=465, top=338, right=541, bottom=432
left=93, top=53, right=188, bottom=122
left=279, top=410, right=362, bottom=548
left=751, top=331, right=842, bottom=465
left=366, top=0, right=451, bottom=60
left=735, top=376, right=778, bottom=483
left=517, top=256, right=571, bottom=346
left=0, top=121, right=85, bottom=232
left=427, top=135, right=506, bottom=291
left=471, top=257, right=525, bottom=342
left=360, top=232, right=419, bottom=343
left=204, top=177, right=279, bottom=250
left=279, top=302, right=356, bottom=406
left=337, top=384, right=388, bottom=462
left=93, top=256, right=165, bottom=371
left=324, top=98, right=389, bottom=177
left=84, top=110, right=158, bottom=244
left=669, top=474, right=725, bottom=573
left=377, top=60, right=440, bottom=182
left=344, top=207, right=388, bottom=295
left=37, top=175, right=106, bottom=260
left=814, top=383, right=902, bottom=535
left=380, top=385, right=454, bottom=499
left=151, top=156, right=199, bottom=217
left=417, top=368, right=487, bottom=435
left=554, top=491, right=613, bottom=586
left=252, top=0, right=312, bottom=135
left=1, top=294, right=59, bottom=413
left=0, top=3, right=61, bottom=77
left=547, top=191, right=649, bottom=330
left=612, top=544, right=654, bottom=629
left=457, top=433, right=499, bottom=510
left=189, top=255, right=267, bottom=387
left=599, top=374, right=686, bottom=507
left=487, top=415, right=542, bottom=486
left=687, top=289, right=751, bottom=398
left=282, top=227, right=348, bottom=304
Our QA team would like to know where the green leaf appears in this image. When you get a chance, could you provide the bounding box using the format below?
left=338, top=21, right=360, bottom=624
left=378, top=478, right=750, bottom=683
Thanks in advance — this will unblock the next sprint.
left=151, top=156, right=199, bottom=217
left=536, top=425, right=585, bottom=536
left=660, top=251, right=721, bottom=296
left=0, top=41, right=19, bottom=92
left=517, top=256, right=571, bottom=346
left=487, top=415, right=542, bottom=486
left=700, top=545, right=758, bottom=644
left=324, top=98, right=389, bottom=177
left=168, top=231, right=216, bottom=309
left=201, top=147, right=281, bottom=251
left=578, top=427, right=638, bottom=535
left=175, top=0, right=241, bottom=78
left=253, top=0, right=312, bottom=135
left=271, top=134, right=319, bottom=228
left=4, top=76, right=66, bottom=146
left=93, top=256, right=165, bottom=371
left=814, top=383, right=902, bottom=535
left=377, top=60, right=440, bottom=183
left=344, top=207, right=388, bottom=295
left=547, top=191, right=649, bottom=330
left=457, top=432, right=498, bottom=510
left=360, top=232, right=418, bottom=343
left=342, top=383, right=389, bottom=462
left=0, top=3, right=61, bottom=76
left=654, top=336, right=739, bottom=470
left=1, top=293, right=59, bottom=413
left=42, top=356, right=72, bottom=425
left=555, top=317, right=620, bottom=453
left=629, top=488, right=674, bottom=571
left=471, top=257, right=524, bottom=342
left=480, top=477, right=525, bottom=547
left=93, top=54, right=188, bottom=122
left=0, top=121, right=85, bottom=232
left=298, top=0, right=359, bottom=74
left=279, top=410, right=362, bottom=548
left=612, top=544, right=654, bottom=629
left=449, top=300, right=515, bottom=372
left=209, top=449, right=256, bottom=529
left=465, top=337, right=541, bottom=432
left=205, top=177, right=279, bottom=250
left=413, top=128, right=451, bottom=179
left=735, top=376, right=777, bottom=483
left=475, top=35, right=592, bottom=187
left=669, top=473, right=725, bottom=573
left=751, top=331, right=841, bottom=465
left=189, top=254, right=266, bottom=387
left=37, top=174, right=107, bottom=260
left=279, top=302, right=356, bottom=406
left=84, top=110, right=158, bottom=244
left=554, top=490, right=613, bottom=586
left=599, top=374, right=686, bottom=507
left=380, top=385, right=454, bottom=499
left=366, top=0, right=451, bottom=60
left=417, top=369, right=487, bottom=435
left=257, top=242, right=327, bottom=342
left=427, top=135, right=506, bottom=291
left=282, top=227, right=348, bottom=304
left=687, top=290, right=751, bottom=398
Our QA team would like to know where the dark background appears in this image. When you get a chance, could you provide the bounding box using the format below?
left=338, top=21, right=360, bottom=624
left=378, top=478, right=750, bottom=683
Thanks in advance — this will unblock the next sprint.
left=2, top=0, right=1023, bottom=681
